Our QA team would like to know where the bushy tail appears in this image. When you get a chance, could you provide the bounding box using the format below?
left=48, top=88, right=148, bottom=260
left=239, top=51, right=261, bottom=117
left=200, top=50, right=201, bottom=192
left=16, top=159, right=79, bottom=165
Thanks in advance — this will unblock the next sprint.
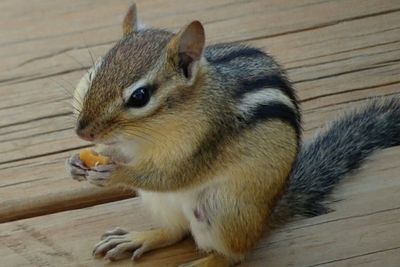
left=271, top=97, right=400, bottom=225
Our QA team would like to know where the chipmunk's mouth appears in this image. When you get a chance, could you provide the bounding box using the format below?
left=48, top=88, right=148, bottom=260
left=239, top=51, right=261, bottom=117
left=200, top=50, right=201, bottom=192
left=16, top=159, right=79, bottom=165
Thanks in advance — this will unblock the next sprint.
left=92, top=126, right=121, bottom=145
left=91, top=135, right=118, bottom=145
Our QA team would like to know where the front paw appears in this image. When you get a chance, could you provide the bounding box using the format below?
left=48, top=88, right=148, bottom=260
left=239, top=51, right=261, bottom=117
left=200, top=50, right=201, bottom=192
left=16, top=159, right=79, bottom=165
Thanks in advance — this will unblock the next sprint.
left=86, top=163, right=116, bottom=187
left=65, top=154, right=88, bottom=181
left=65, top=153, right=116, bottom=187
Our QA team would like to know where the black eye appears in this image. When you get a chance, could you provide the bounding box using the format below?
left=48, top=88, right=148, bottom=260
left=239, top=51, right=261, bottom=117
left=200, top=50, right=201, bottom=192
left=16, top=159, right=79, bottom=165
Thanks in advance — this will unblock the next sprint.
left=126, top=87, right=150, bottom=108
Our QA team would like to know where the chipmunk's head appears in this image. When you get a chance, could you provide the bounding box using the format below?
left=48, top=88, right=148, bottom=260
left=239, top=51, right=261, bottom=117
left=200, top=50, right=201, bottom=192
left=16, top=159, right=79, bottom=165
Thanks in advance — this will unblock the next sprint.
left=73, top=4, right=206, bottom=147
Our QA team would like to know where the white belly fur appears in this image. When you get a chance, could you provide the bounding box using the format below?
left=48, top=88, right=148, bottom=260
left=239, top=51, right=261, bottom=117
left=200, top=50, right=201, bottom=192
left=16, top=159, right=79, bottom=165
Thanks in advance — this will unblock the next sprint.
left=138, top=182, right=226, bottom=253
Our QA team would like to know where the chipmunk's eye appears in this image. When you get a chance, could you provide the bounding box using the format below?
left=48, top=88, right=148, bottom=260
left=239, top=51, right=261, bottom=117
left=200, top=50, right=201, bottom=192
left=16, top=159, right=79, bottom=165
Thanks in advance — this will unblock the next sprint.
left=127, top=87, right=150, bottom=108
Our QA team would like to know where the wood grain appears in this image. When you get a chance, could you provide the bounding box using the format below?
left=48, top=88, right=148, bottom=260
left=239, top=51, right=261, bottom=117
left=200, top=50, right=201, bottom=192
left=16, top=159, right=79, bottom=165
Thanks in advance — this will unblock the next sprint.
left=0, top=149, right=135, bottom=223
left=2, top=1, right=399, bottom=164
left=1, top=147, right=399, bottom=266
left=2, top=0, right=399, bottom=82
left=1, top=0, right=399, bottom=220
left=1, top=0, right=400, bottom=265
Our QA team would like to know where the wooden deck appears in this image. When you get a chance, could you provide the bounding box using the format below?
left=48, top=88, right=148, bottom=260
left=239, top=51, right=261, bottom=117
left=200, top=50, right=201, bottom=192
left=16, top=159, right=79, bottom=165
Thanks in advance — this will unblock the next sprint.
left=1, top=0, right=400, bottom=266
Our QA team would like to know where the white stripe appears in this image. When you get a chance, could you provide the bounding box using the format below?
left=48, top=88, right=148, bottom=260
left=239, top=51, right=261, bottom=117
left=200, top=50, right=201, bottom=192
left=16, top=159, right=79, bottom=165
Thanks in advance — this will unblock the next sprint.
left=72, top=57, right=103, bottom=114
left=238, top=88, right=295, bottom=114
left=136, top=22, right=146, bottom=31
left=123, top=78, right=148, bottom=102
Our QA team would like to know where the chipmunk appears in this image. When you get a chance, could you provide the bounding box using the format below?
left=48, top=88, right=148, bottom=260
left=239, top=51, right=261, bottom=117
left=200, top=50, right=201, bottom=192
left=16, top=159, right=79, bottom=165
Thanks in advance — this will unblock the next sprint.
left=66, top=3, right=400, bottom=266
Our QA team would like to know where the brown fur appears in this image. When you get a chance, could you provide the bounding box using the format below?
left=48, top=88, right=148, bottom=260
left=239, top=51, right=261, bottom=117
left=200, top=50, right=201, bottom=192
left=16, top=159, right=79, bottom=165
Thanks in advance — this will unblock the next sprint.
left=73, top=3, right=300, bottom=266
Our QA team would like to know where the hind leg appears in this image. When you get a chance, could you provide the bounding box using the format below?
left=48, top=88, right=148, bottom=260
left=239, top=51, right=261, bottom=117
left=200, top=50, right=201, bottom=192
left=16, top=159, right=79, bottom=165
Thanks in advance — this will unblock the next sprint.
left=186, top=183, right=272, bottom=267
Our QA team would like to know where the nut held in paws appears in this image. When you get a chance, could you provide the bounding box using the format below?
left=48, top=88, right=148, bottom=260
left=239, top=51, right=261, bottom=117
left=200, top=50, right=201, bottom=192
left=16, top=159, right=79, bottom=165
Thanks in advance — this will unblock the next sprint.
left=79, top=149, right=110, bottom=168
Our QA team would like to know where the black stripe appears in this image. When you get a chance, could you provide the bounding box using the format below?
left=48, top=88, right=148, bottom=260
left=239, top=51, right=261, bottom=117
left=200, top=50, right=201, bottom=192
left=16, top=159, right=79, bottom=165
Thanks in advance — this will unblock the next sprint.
left=244, top=102, right=301, bottom=138
left=237, top=76, right=298, bottom=106
left=207, top=48, right=265, bottom=64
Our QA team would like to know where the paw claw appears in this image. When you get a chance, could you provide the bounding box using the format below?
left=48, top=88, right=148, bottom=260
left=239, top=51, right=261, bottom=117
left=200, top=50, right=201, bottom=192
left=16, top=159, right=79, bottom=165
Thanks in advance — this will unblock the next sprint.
left=132, top=245, right=146, bottom=261
left=93, top=238, right=128, bottom=257
left=93, top=229, right=145, bottom=261
left=93, top=228, right=176, bottom=262
left=92, top=163, right=116, bottom=172
left=101, top=227, right=128, bottom=240
left=105, top=242, right=140, bottom=261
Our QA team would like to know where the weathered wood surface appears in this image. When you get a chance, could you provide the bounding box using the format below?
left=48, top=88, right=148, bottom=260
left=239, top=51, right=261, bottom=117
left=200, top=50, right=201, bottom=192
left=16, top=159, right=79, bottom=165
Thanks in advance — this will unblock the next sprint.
left=1, top=0, right=400, bottom=266
left=2, top=0, right=400, bottom=209
left=1, top=147, right=400, bottom=266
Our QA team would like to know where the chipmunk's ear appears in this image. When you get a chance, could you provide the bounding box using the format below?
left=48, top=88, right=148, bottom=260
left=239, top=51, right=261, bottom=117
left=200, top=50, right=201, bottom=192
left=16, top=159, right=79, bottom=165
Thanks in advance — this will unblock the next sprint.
left=122, top=3, right=139, bottom=37
left=167, top=21, right=205, bottom=79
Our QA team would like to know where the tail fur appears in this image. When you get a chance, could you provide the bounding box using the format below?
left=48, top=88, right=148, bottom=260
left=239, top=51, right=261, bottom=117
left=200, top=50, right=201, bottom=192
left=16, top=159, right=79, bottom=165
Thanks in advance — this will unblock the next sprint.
left=271, top=96, right=400, bottom=225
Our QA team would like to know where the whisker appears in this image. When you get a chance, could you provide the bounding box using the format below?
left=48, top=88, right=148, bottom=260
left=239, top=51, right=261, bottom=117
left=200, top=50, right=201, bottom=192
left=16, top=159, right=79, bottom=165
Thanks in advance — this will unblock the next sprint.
left=78, top=34, right=97, bottom=66
left=55, top=96, right=81, bottom=115
left=72, top=95, right=83, bottom=109
left=57, top=76, right=82, bottom=98
left=103, top=124, right=156, bottom=145
left=88, top=49, right=95, bottom=66
left=71, top=107, right=82, bottom=114
left=57, top=98, right=75, bottom=110
left=123, top=131, right=155, bottom=145
left=115, top=123, right=158, bottom=145
left=57, top=75, right=87, bottom=109
left=84, top=41, right=96, bottom=66
left=49, top=78, right=73, bottom=97
left=64, top=53, right=90, bottom=69
left=119, top=121, right=169, bottom=141
left=50, top=78, right=83, bottom=114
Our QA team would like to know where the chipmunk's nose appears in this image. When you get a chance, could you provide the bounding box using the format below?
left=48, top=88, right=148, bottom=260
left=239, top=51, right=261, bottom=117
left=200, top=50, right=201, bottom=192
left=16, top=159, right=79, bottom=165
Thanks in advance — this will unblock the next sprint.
left=76, top=119, right=95, bottom=141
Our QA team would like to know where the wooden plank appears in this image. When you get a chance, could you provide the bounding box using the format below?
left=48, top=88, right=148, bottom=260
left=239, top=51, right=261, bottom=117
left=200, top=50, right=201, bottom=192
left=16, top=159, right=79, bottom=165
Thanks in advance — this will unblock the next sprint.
left=0, top=149, right=135, bottom=223
left=2, top=0, right=400, bottom=84
left=1, top=147, right=400, bottom=266
left=249, top=10, right=400, bottom=132
left=0, top=186, right=134, bottom=224
left=0, top=0, right=398, bottom=265
left=2, top=3, right=399, bottom=165
left=247, top=208, right=400, bottom=267
left=1, top=0, right=400, bottom=223
left=316, top=248, right=400, bottom=267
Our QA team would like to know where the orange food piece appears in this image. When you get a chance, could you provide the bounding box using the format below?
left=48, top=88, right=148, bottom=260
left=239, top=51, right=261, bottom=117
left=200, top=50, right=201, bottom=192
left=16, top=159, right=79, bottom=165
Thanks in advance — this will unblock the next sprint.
left=79, top=149, right=109, bottom=168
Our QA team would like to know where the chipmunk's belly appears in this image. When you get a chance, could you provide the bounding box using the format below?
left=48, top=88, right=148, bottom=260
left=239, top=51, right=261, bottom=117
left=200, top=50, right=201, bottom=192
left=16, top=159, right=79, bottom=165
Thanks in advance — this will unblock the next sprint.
left=139, top=190, right=189, bottom=233
left=139, top=187, right=220, bottom=253
left=180, top=190, right=218, bottom=253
